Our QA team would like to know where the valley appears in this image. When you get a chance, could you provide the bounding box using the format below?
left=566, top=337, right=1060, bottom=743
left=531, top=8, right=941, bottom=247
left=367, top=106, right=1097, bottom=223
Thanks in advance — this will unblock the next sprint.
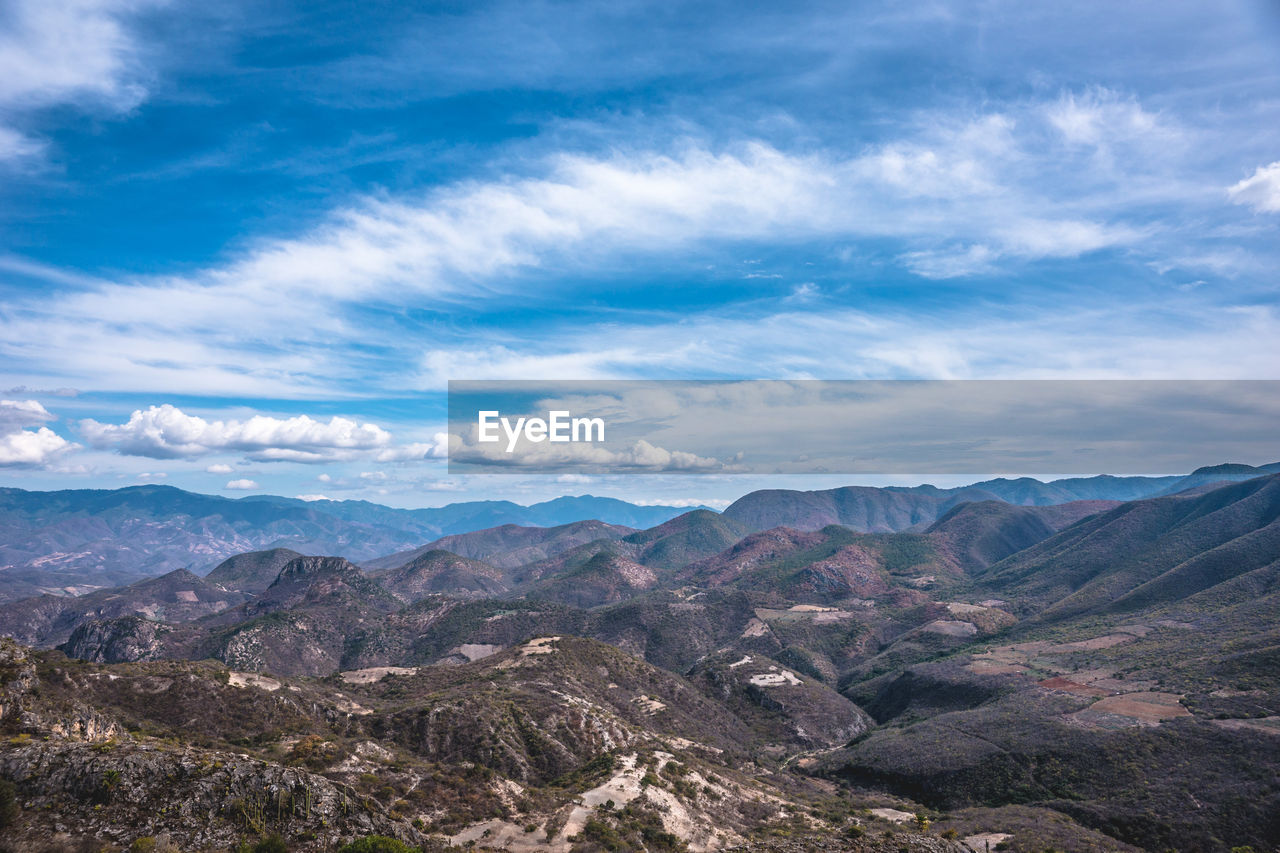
left=0, top=466, right=1278, bottom=851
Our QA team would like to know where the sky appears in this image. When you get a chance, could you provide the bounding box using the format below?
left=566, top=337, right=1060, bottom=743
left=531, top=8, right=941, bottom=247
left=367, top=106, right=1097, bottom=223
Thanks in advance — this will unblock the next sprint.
left=0, top=0, right=1278, bottom=508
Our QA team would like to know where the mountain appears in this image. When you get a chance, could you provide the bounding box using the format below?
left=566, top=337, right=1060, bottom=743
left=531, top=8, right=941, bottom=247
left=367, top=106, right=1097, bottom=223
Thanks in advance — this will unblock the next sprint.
left=1153, top=461, right=1280, bottom=496
left=619, top=509, right=752, bottom=569
left=524, top=549, right=660, bottom=607
left=0, top=486, right=692, bottom=602
left=975, top=473, right=1280, bottom=622
left=924, top=500, right=1118, bottom=572
left=3, top=474, right=1278, bottom=851
left=0, top=636, right=962, bottom=853
left=203, top=547, right=303, bottom=593
left=0, top=568, right=247, bottom=648
left=374, top=549, right=508, bottom=601
left=718, top=470, right=1254, bottom=534
left=362, top=518, right=635, bottom=572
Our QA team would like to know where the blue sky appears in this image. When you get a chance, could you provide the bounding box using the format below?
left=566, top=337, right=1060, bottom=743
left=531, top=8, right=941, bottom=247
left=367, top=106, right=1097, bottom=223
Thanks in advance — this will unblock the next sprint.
left=0, top=0, right=1278, bottom=507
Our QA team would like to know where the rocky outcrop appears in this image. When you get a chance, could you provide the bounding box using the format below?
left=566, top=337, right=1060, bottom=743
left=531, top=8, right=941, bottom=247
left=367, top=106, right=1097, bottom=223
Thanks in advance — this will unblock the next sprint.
left=61, top=615, right=170, bottom=663
left=0, top=740, right=424, bottom=850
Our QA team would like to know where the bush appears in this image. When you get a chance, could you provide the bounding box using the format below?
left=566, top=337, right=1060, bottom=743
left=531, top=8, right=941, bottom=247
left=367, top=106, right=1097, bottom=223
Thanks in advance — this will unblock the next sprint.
left=253, top=837, right=290, bottom=853
left=0, top=778, right=18, bottom=829
left=337, top=836, right=415, bottom=853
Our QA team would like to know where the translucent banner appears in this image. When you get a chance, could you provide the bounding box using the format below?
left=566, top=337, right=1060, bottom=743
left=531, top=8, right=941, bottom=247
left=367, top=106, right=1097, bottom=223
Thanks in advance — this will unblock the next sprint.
left=446, top=380, right=1280, bottom=475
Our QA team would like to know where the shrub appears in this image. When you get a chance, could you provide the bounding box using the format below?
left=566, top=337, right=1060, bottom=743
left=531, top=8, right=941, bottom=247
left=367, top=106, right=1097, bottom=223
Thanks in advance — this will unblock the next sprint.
left=0, top=778, right=18, bottom=829
left=253, top=837, right=290, bottom=853
left=337, top=836, right=415, bottom=853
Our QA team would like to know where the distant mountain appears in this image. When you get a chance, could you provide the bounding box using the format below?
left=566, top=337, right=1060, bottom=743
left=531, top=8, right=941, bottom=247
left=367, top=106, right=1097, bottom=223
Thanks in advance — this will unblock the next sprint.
left=203, top=547, right=303, bottom=593
left=524, top=549, right=659, bottom=608
left=0, top=486, right=694, bottom=601
left=718, top=470, right=1258, bottom=533
left=619, top=509, right=752, bottom=569
left=362, top=519, right=635, bottom=572
left=242, top=492, right=695, bottom=534
left=510, top=511, right=753, bottom=606
left=1154, top=462, right=1280, bottom=496
left=374, top=549, right=508, bottom=601
left=0, top=568, right=247, bottom=648
left=976, top=473, right=1280, bottom=621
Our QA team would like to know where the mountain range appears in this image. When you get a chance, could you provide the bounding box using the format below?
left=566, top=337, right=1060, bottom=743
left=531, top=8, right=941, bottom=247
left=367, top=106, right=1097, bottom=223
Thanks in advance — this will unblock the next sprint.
left=1, top=463, right=1279, bottom=851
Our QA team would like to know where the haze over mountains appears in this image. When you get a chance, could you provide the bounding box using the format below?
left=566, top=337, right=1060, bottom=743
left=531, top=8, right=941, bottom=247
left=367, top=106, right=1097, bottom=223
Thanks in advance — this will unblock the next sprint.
left=2, top=463, right=1275, bottom=604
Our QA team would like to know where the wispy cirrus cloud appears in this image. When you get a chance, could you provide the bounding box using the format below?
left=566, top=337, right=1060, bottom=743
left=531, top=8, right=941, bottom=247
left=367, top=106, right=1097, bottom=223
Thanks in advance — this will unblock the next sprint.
left=0, top=0, right=166, bottom=165
left=0, top=88, right=1232, bottom=397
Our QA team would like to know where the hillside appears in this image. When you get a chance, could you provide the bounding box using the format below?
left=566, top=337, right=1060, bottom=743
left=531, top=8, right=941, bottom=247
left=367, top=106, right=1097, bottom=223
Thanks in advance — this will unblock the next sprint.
left=0, top=487, right=688, bottom=602
left=375, top=549, right=509, bottom=601
left=0, top=637, right=963, bottom=853
left=975, top=474, right=1280, bottom=621
left=362, top=519, right=636, bottom=572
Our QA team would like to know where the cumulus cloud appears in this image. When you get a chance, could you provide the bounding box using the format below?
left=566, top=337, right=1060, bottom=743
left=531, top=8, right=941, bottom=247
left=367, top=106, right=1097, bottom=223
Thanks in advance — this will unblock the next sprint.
left=79, top=404, right=435, bottom=463
left=224, top=479, right=259, bottom=490
left=450, top=433, right=726, bottom=473
left=205, top=463, right=233, bottom=474
left=373, top=434, right=450, bottom=462
left=0, top=426, right=74, bottom=467
left=0, top=399, right=76, bottom=467
left=1228, top=162, right=1280, bottom=213
left=0, top=399, right=56, bottom=431
left=295, top=493, right=330, bottom=501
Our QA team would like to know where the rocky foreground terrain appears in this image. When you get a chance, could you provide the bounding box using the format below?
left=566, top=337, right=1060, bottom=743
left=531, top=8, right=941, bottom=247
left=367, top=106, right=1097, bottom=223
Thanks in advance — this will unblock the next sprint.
left=0, top=469, right=1277, bottom=851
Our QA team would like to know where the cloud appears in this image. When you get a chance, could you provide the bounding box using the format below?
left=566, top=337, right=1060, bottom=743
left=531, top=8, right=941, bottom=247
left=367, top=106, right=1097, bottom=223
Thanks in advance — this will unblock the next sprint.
left=0, top=399, right=76, bottom=467
left=205, top=463, right=233, bottom=474
left=1228, top=162, right=1280, bottom=213
left=0, top=0, right=165, bottom=163
left=0, top=426, right=74, bottom=467
left=632, top=497, right=732, bottom=510
left=224, top=478, right=259, bottom=490
left=79, top=404, right=430, bottom=463
left=1045, top=89, right=1166, bottom=148
left=0, top=126, right=43, bottom=167
left=449, top=433, right=726, bottom=473
left=0, top=92, right=1189, bottom=396
left=295, top=493, right=330, bottom=501
left=423, top=298, right=1280, bottom=383
left=373, top=435, right=450, bottom=462
left=0, top=399, right=56, bottom=432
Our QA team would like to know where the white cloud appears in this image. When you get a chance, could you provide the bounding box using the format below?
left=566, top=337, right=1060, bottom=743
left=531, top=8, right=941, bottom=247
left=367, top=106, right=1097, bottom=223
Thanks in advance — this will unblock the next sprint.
left=420, top=298, right=1280, bottom=382
left=1228, top=161, right=1280, bottom=213
left=1045, top=89, right=1165, bottom=148
left=632, top=497, right=732, bottom=510
left=295, top=493, right=331, bottom=501
left=80, top=404, right=405, bottom=462
left=0, top=92, right=1187, bottom=396
left=450, top=433, right=726, bottom=472
left=0, top=426, right=74, bottom=467
left=0, top=126, right=43, bottom=167
left=225, top=478, right=259, bottom=490
left=373, top=434, right=449, bottom=462
left=0, top=399, right=76, bottom=467
left=205, top=463, right=233, bottom=474
left=0, top=0, right=165, bottom=163
left=0, top=399, right=56, bottom=431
